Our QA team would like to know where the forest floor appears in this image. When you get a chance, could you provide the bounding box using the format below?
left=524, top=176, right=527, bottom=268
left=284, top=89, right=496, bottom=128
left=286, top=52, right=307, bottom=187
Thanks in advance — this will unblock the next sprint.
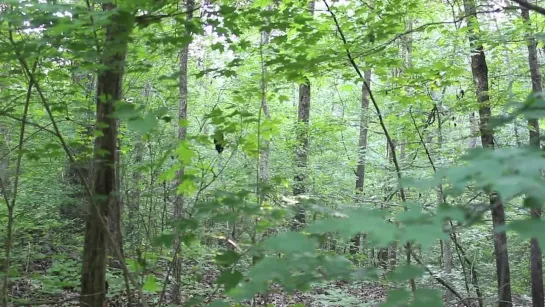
left=10, top=256, right=530, bottom=306
left=11, top=273, right=389, bottom=306
left=103, top=280, right=389, bottom=307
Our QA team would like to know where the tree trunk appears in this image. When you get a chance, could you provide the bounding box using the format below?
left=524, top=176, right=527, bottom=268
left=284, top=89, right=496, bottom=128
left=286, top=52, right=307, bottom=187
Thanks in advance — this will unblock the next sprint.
left=259, top=30, right=271, bottom=186
left=127, top=139, right=143, bottom=248
left=171, top=0, right=195, bottom=303
left=350, top=70, right=371, bottom=255
left=80, top=4, right=134, bottom=307
left=0, top=125, right=10, bottom=307
left=293, top=79, right=310, bottom=228
left=438, top=100, right=453, bottom=302
left=108, top=135, right=123, bottom=261
left=292, top=0, right=314, bottom=230
left=521, top=6, right=544, bottom=307
left=462, top=0, right=512, bottom=305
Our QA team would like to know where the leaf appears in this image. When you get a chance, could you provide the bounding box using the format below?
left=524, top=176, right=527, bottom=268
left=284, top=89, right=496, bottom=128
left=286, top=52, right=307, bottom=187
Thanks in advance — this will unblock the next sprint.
left=262, top=232, right=318, bottom=254
left=401, top=223, right=445, bottom=250
left=183, top=296, right=204, bottom=307
left=410, top=288, right=444, bottom=307
left=319, top=255, right=352, bottom=277
left=216, top=269, right=243, bottom=292
left=142, top=275, right=158, bottom=293
left=215, top=250, right=240, bottom=267
left=387, top=265, right=424, bottom=282
left=229, top=257, right=287, bottom=301
left=208, top=301, right=230, bottom=307
left=306, top=208, right=397, bottom=247
left=152, top=233, right=175, bottom=248
left=177, top=179, right=197, bottom=195
left=175, top=141, right=195, bottom=164
left=507, top=218, right=545, bottom=249
left=253, top=0, right=272, bottom=7
left=127, top=113, right=158, bottom=134
left=436, top=204, right=466, bottom=223
left=381, top=289, right=411, bottom=307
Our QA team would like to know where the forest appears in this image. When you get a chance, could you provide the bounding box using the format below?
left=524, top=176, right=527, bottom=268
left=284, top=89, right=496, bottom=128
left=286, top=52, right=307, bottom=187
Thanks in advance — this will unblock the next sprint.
left=3, top=0, right=545, bottom=306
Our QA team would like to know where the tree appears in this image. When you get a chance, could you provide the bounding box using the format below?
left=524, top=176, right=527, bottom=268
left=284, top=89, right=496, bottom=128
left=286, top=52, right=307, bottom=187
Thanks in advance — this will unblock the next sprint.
left=171, top=0, right=195, bottom=303
left=520, top=5, right=544, bottom=307
left=462, top=0, right=512, bottom=305
left=350, top=69, right=371, bottom=255
left=80, top=3, right=134, bottom=306
left=292, top=0, right=315, bottom=229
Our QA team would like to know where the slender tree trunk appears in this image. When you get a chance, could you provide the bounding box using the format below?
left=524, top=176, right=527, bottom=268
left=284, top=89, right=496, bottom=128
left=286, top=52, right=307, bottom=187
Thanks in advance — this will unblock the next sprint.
left=437, top=100, right=454, bottom=302
left=171, top=0, right=195, bottom=303
left=521, top=6, right=544, bottom=307
left=292, top=0, right=314, bottom=229
left=127, top=140, right=143, bottom=248
left=259, top=30, right=271, bottom=187
left=0, top=125, right=10, bottom=307
left=80, top=4, right=134, bottom=307
left=462, top=1, right=512, bottom=305
left=350, top=70, right=371, bottom=255
left=109, top=135, right=123, bottom=262
left=254, top=29, right=271, bottom=258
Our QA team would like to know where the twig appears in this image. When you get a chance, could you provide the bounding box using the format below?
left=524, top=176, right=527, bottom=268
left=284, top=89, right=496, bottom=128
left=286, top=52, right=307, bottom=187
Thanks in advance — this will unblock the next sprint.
left=511, top=0, right=545, bottom=16
left=411, top=251, right=468, bottom=306
left=323, top=0, right=414, bottom=292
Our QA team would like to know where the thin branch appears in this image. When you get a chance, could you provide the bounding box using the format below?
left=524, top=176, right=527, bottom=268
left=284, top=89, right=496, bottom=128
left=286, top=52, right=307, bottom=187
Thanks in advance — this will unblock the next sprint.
left=84, top=0, right=102, bottom=54
left=411, top=251, right=469, bottom=306
left=0, top=112, right=59, bottom=138
left=355, top=9, right=502, bottom=58
left=409, top=107, right=436, bottom=173
left=323, top=0, right=415, bottom=293
left=8, top=60, right=37, bottom=209
left=323, top=0, right=405, bottom=201
left=511, top=0, right=545, bottom=15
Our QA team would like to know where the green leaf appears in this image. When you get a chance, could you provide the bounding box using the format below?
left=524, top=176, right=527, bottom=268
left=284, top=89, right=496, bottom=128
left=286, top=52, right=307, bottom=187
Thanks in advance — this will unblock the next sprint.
left=401, top=223, right=445, bottom=250
left=142, top=275, right=158, bottom=293
left=320, top=255, right=352, bottom=277
left=262, top=232, right=318, bottom=254
left=253, top=0, right=272, bottom=7
left=306, top=209, right=397, bottom=247
left=216, top=269, right=243, bottom=291
left=184, top=296, right=205, bottom=307
left=387, top=265, right=424, bottom=282
left=436, top=204, right=466, bottom=223
left=152, top=233, right=175, bottom=248
left=507, top=218, right=545, bottom=249
left=208, top=301, right=230, bottom=307
left=410, top=288, right=444, bottom=307
left=215, top=250, right=240, bottom=267
left=127, top=113, right=158, bottom=134
left=381, top=289, right=411, bottom=307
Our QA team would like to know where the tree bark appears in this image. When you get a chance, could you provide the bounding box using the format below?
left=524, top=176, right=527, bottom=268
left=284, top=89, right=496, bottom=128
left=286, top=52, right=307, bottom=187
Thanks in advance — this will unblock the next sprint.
left=293, top=79, right=310, bottom=228
left=438, top=100, right=454, bottom=302
left=462, top=0, right=512, bottom=305
left=171, top=0, right=195, bottom=303
left=521, top=6, right=544, bottom=307
left=292, top=0, right=314, bottom=229
left=259, top=30, right=271, bottom=186
left=350, top=70, right=371, bottom=255
left=80, top=4, right=134, bottom=307
left=0, top=125, right=10, bottom=307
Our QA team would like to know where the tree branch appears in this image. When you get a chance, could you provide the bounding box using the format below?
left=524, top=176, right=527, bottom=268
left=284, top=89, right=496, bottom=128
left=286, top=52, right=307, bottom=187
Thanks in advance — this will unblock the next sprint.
left=323, top=0, right=415, bottom=293
left=511, top=0, right=545, bottom=16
